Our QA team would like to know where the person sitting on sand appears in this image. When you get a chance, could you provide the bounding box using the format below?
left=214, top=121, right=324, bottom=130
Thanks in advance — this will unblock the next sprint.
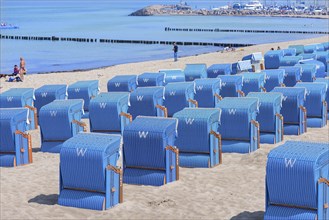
left=7, top=65, right=22, bottom=82
left=0, top=65, right=19, bottom=79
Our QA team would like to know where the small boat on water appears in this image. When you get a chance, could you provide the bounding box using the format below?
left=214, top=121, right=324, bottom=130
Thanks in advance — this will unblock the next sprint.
left=0, top=23, right=19, bottom=29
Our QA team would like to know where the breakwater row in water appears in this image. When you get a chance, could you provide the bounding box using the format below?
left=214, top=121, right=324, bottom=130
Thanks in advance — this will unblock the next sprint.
left=0, top=34, right=255, bottom=47
left=164, top=27, right=329, bottom=35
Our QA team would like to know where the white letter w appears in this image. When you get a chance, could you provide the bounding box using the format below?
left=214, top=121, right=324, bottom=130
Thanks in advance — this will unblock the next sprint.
left=76, top=148, right=87, bottom=157
left=285, top=158, right=296, bottom=168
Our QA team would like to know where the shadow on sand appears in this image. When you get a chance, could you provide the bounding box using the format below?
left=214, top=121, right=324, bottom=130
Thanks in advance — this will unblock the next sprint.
left=231, top=211, right=265, bottom=220
left=28, top=194, right=58, bottom=205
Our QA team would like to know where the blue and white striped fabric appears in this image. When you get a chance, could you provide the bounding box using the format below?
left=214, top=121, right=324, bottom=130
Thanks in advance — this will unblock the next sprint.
left=295, top=82, right=327, bottom=127
left=247, top=92, right=283, bottom=144
left=265, top=141, right=329, bottom=220
left=164, top=82, right=196, bottom=117
left=261, top=69, right=285, bottom=92
left=39, top=99, right=84, bottom=153
left=288, top=45, right=304, bottom=55
left=107, top=75, right=137, bottom=92
left=279, top=56, right=303, bottom=67
left=240, top=73, right=266, bottom=95
left=0, top=88, right=37, bottom=130
left=207, top=64, right=232, bottom=78
left=173, top=108, right=221, bottom=167
left=128, top=87, right=165, bottom=119
left=89, top=92, right=130, bottom=134
left=59, top=133, right=121, bottom=210
left=236, top=60, right=252, bottom=73
left=159, top=69, right=185, bottom=85
left=67, top=80, right=99, bottom=118
left=123, top=116, right=178, bottom=186
left=242, top=52, right=263, bottom=63
left=315, top=78, right=329, bottom=118
left=216, top=97, right=259, bottom=153
left=282, top=48, right=297, bottom=56
left=272, top=87, right=306, bottom=135
left=0, top=108, right=29, bottom=167
left=264, top=50, right=285, bottom=69
left=137, top=72, right=165, bottom=87
left=295, top=64, right=316, bottom=82
left=217, top=75, right=244, bottom=97
left=304, top=44, right=325, bottom=53
left=300, top=59, right=326, bottom=78
left=194, top=78, right=222, bottom=108
left=34, top=84, right=67, bottom=116
left=279, top=66, right=302, bottom=87
left=184, top=64, right=207, bottom=81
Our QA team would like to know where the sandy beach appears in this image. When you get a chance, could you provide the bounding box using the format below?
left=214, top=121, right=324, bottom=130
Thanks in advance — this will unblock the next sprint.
left=0, top=36, right=328, bottom=220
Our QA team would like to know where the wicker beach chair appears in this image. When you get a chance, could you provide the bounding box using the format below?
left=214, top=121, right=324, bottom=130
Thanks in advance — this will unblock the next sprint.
left=282, top=48, right=297, bottom=56
left=194, top=78, right=222, bottom=108
left=173, top=108, right=222, bottom=168
left=216, top=97, right=260, bottom=153
left=279, top=56, right=303, bottom=67
left=232, top=60, right=252, bottom=74
left=34, top=84, right=67, bottom=116
left=216, top=75, right=244, bottom=98
left=137, top=72, right=165, bottom=87
left=242, top=52, right=264, bottom=72
left=89, top=92, right=131, bottom=135
left=261, top=69, right=286, bottom=92
left=58, top=133, right=122, bottom=210
left=247, top=92, right=283, bottom=144
left=265, top=141, right=329, bottom=220
left=313, top=51, right=329, bottom=72
left=295, top=64, right=316, bottom=82
left=107, top=75, right=137, bottom=92
left=39, top=100, right=85, bottom=153
left=0, top=108, right=32, bottom=167
left=315, top=78, right=329, bottom=119
left=264, top=50, right=285, bottom=69
left=240, top=72, right=266, bottom=95
left=300, top=59, right=326, bottom=78
left=128, top=86, right=167, bottom=119
left=294, top=82, right=327, bottom=127
left=272, top=87, right=307, bottom=135
left=159, top=69, right=185, bottom=85
left=67, top=80, right=99, bottom=118
left=184, top=63, right=207, bottom=81
left=123, top=116, right=179, bottom=186
left=279, top=66, right=302, bottom=87
left=207, top=64, right=232, bottom=78
left=163, top=82, right=197, bottom=117
left=0, top=88, right=38, bottom=130
left=304, top=43, right=325, bottom=53
left=288, top=45, right=304, bottom=55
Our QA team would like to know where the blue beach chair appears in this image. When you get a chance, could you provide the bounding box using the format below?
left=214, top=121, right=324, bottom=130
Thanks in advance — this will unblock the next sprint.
left=163, top=82, right=197, bottom=117
left=240, top=72, right=266, bottom=95
left=279, top=56, right=303, bottom=67
left=300, top=59, right=326, bottom=78
left=137, top=72, right=165, bottom=87
left=279, top=66, right=302, bottom=87
left=272, top=87, right=307, bottom=135
left=159, top=69, right=185, bottom=85
left=194, top=78, right=222, bottom=108
left=242, top=52, right=264, bottom=72
left=67, top=80, right=99, bottom=118
left=58, top=133, right=122, bottom=211
left=247, top=92, right=283, bottom=144
left=265, top=141, right=329, bottom=220
left=315, top=78, right=329, bottom=119
left=313, top=51, right=329, bottom=72
left=216, top=97, right=260, bottom=153
left=173, top=108, right=222, bottom=168
left=288, top=45, right=304, bottom=55
left=217, top=75, right=245, bottom=97
left=322, top=42, right=329, bottom=51
left=282, top=48, right=297, bottom=56
left=298, top=53, right=317, bottom=60
left=295, top=64, right=316, bottom=82
left=261, top=69, right=286, bottom=92
left=128, top=86, right=167, bottom=119
left=207, top=64, right=232, bottom=78
left=304, top=43, right=325, bottom=53
left=264, top=50, right=285, bottom=69
left=34, top=84, right=67, bottom=116
left=89, top=92, right=131, bottom=135
left=0, top=88, right=38, bottom=130
left=232, top=60, right=252, bottom=74
left=107, top=75, right=137, bottom=92
left=0, top=108, right=32, bottom=167
left=184, top=64, right=207, bottom=81
left=39, top=100, right=86, bottom=153
left=295, top=82, right=327, bottom=127
left=123, top=116, right=179, bottom=186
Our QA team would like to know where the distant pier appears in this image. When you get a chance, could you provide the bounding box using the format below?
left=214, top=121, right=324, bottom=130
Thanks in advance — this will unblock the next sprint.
left=164, top=27, right=329, bottom=35
left=0, top=34, right=255, bottom=47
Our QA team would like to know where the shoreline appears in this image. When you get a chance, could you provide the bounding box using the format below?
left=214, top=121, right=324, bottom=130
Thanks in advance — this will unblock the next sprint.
left=0, top=35, right=328, bottom=220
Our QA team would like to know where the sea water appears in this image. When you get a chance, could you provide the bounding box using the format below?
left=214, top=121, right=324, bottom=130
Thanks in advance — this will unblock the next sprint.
left=0, top=0, right=327, bottom=74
